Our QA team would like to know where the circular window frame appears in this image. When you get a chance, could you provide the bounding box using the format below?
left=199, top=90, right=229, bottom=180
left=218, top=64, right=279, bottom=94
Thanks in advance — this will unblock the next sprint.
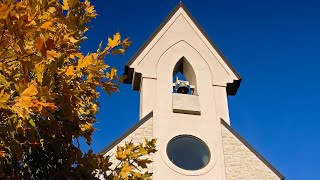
left=166, top=135, right=211, bottom=170
left=161, top=134, right=217, bottom=176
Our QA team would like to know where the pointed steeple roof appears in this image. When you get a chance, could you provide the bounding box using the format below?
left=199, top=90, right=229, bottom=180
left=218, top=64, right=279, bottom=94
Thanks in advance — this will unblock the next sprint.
left=124, top=2, right=242, bottom=95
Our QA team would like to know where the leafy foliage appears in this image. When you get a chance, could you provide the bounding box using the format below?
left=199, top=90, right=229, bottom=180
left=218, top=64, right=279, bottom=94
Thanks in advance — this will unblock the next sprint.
left=100, top=139, right=157, bottom=180
left=0, top=0, right=155, bottom=179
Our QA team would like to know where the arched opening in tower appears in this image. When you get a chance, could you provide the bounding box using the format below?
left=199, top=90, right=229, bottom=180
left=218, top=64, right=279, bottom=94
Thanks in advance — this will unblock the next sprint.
left=172, top=57, right=197, bottom=95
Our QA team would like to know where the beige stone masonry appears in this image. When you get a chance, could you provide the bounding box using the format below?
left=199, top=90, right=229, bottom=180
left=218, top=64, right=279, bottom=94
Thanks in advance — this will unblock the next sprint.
left=221, top=124, right=281, bottom=180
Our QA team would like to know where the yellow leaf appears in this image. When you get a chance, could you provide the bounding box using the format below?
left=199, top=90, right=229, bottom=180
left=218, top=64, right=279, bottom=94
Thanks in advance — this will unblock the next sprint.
left=106, top=67, right=117, bottom=79
left=29, top=119, right=36, bottom=127
left=62, top=0, right=69, bottom=10
left=85, top=4, right=95, bottom=14
left=110, top=68, right=117, bottom=79
left=35, top=63, right=45, bottom=83
left=47, top=50, right=58, bottom=61
left=16, top=85, right=37, bottom=108
left=16, top=120, right=23, bottom=129
left=40, top=21, right=53, bottom=29
left=15, top=2, right=25, bottom=9
left=139, top=147, right=148, bottom=155
left=120, top=162, right=134, bottom=179
left=119, top=171, right=128, bottom=179
left=121, top=164, right=133, bottom=173
left=108, top=32, right=121, bottom=48
left=17, top=84, right=37, bottom=108
left=25, top=42, right=34, bottom=50
left=13, top=84, right=37, bottom=118
left=66, top=66, right=75, bottom=76
left=80, top=122, right=93, bottom=132
left=74, top=52, right=83, bottom=58
left=0, top=4, right=10, bottom=19
left=0, top=90, right=10, bottom=109
left=40, top=139, right=44, bottom=147
left=48, top=7, right=56, bottom=13
left=69, top=36, right=78, bottom=44
left=20, top=84, right=37, bottom=98
left=130, top=152, right=139, bottom=158
left=0, top=74, right=10, bottom=88
left=39, top=13, right=51, bottom=21
left=116, top=149, right=126, bottom=160
left=132, top=171, right=142, bottom=178
left=124, top=149, right=131, bottom=155
left=78, top=55, right=92, bottom=69
left=92, top=103, right=98, bottom=114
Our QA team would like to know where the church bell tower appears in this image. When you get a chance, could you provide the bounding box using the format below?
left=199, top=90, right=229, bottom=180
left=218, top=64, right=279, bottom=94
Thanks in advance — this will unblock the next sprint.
left=123, top=3, right=241, bottom=178
left=101, top=2, right=284, bottom=180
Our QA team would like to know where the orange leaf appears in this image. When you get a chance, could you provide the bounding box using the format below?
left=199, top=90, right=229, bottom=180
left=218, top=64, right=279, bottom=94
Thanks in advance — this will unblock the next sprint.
left=116, top=150, right=126, bottom=160
left=66, top=66, right=75, bottom=76
left=78, top=55, right=92, bottom=69
left=69, top=54, right=75, bottom=59
left=0, top=4, right=10, bottom=19
left=132, top=172, right=142, bottom=178
left=0, top=151, right=7, bottom=158
left=42, top=102, right=57, bottom=110
left=40, top=21, right=53, bottom=29
left=35, top=37, right=44, bottom=52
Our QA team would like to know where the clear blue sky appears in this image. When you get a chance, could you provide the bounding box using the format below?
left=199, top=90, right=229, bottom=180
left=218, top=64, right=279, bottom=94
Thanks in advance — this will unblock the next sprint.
left=80, top=1, right=320, bottom=179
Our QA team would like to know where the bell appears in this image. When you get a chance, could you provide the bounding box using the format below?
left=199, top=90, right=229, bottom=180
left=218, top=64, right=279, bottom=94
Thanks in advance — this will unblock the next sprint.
left=177, top=81, right=189, bottom=94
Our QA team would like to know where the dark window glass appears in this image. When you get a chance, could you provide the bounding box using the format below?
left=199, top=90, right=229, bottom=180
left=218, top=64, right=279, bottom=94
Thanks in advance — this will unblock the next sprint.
left=166, top=135, right=210, bottom=170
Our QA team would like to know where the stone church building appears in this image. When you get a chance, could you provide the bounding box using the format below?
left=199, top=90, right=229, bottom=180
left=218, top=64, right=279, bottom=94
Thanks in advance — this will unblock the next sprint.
left=100, top=2, right=284, bottom=180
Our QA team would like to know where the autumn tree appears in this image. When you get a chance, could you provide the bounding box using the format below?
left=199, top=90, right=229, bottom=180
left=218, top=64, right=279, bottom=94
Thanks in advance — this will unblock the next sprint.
left=0, top=0, right=156, bottom=179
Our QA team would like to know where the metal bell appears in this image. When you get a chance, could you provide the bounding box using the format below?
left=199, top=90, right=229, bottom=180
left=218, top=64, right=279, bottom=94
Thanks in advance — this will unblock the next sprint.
left=177, top=81, right=189, bottom=94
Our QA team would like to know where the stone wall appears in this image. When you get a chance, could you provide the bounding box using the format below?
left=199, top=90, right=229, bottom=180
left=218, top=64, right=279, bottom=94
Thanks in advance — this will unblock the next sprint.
left=221, top=124, right=281, bottom=180
left=102, top=117, right=153, bottom=173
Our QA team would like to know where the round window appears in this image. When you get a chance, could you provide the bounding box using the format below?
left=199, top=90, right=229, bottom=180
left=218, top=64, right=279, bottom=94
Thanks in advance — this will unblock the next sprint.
left=166, top=135, right=210, bottom=170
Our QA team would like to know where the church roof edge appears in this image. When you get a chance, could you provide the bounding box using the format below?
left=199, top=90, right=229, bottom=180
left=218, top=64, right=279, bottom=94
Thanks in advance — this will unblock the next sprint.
left=99, top=111, right=154, bottom=155
left=123, top=2, right=242, bottom=95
